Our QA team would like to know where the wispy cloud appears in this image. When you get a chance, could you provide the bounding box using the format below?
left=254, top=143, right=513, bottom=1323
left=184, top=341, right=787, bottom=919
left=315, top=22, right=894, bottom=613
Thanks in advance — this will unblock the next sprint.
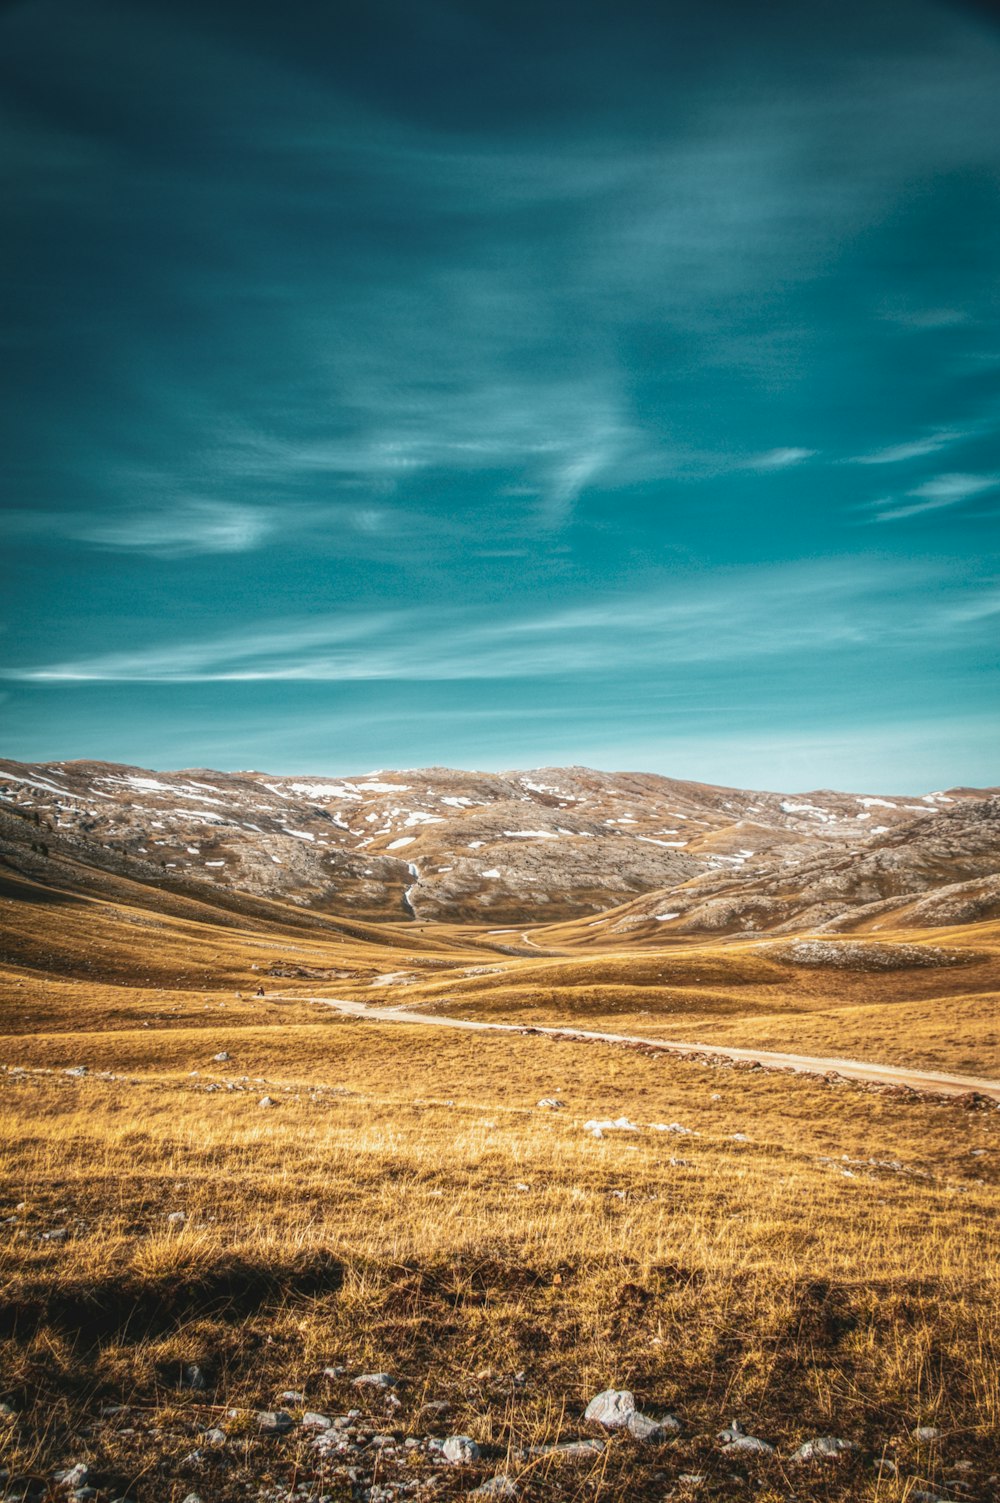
left=744, top=448, right=816, bottom=470
left=850, top=431, right=963, bottom=466
left=4, top=559, right=991, bottom=684
left=872, top=472, right=1000, bottom=522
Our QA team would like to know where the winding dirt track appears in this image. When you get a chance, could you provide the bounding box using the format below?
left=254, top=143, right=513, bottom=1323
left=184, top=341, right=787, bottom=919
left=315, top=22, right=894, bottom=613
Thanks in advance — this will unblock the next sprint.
left=296, top=996, right=1000, bottom=1103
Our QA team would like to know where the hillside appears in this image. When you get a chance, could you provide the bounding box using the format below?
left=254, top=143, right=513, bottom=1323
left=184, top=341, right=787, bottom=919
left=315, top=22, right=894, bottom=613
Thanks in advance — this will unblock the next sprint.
left=1, top=757, right=995, bottom=928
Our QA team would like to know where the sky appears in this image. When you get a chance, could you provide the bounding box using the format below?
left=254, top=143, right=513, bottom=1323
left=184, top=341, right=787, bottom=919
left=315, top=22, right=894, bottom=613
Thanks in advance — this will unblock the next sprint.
left=1, top=0, right=998, bottom=792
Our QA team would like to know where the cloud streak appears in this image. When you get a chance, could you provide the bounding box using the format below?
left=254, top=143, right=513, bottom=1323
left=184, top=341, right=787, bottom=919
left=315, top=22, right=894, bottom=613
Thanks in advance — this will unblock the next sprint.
left=4, top=560, right=992, bottom=684
left=872, top=472, right=1000, bottom=522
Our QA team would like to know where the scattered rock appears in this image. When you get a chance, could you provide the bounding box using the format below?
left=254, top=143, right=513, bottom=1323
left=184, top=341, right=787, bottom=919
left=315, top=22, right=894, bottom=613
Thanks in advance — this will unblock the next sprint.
left=442, top=1434, right=480, bottom=1464
left=548, top=1439, right=606, bottom=1459
left=417, top=1400, right=452, bottom=1422
left=278, top=1390, right=305, bottom=1404
left=212, top=1052, right=231, bottom=1062
left=471, top=1475, right=518, bottom=1497
left=301, top=1413, right=332, bottom=1430
left=55, top=1466, right=88, bottom=1490
left=180, top=1494, right=203, bottom=1503
left=583, top=1117, right=638, bottom=1139
left=258, top=1096, right=277, bottom=1109
left=201, top=1428, right=226, bottom=1446
left=257, top=1410, right=295, bottom=1434
left=166, top=1211, right=186, bottom=1226
left=181, top=1364, right=207, bottom=1391
left=790, top=1436, right=858, bottom=1462
left=626, top=1410, right=681, bottom=1443
left=537, top=1098, right=565, bottom=1110
left=718, top=1422, right=774, bottom=1456
left=584, top=1388, right=636, bottom=1428
left=353, top=1373, right=397, bottom=1390
left=915, top=1425, right=942, bottom=1441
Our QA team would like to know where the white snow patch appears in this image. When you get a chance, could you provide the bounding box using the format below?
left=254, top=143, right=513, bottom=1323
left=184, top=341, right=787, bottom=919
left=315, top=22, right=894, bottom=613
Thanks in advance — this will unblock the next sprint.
left=502, top=829, right=558, bottom=839
left=636, top=836, right=688, bottom=848
left=780, top=800, right=833, bottom=822
left=655, top=912, right=680, bottom=921
left=387, top=836, right=416, bottom=849
left=480, top=869, right=502, bottom=878
left=204, top=860, right=225, bottom=868
left=283, top=828, right=315, bottom=842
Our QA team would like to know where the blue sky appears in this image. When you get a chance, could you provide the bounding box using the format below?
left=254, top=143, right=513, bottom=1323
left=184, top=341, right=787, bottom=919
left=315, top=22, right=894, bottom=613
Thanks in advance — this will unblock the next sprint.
left=1, top=0, right=998, bottom=791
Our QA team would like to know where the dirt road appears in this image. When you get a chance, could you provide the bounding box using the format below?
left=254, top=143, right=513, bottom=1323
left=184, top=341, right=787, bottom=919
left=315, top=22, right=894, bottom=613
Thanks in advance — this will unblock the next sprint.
left=297, top=996, right=1000, bottom=1102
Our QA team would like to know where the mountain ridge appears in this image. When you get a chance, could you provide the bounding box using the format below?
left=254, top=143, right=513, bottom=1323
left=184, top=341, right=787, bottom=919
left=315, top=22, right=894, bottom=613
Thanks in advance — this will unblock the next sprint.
left=1, top=755, right=997, bottom=932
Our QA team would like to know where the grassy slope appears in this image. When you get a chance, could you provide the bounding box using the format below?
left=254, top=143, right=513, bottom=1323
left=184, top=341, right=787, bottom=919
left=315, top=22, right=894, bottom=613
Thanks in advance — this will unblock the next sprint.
left=0, top=868, right=998, bottom=1501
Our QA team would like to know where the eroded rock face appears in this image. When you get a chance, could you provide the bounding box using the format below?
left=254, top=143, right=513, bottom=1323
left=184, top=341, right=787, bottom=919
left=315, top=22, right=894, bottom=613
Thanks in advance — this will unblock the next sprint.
left=0, top=756, right=995, bottom=930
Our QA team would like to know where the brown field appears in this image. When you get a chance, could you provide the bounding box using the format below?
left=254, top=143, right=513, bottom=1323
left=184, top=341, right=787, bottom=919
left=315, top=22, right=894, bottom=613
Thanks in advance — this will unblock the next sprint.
left=1, top=866, right=999, bottom=1502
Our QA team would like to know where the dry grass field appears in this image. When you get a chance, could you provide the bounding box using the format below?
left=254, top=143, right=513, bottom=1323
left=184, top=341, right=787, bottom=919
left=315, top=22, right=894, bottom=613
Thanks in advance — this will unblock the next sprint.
left=1, top=866, right=999, bottom=1502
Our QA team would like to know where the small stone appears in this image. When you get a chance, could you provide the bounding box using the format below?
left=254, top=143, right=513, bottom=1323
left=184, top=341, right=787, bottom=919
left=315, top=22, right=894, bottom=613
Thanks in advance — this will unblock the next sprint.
left=442, top=1434, right=480, bottom=1464
left=790, top=1436, right=858, bottom=1463
left=42, top=1228, right=68, bottom=1242
left=301, top=1412, right=332, bottom=1430
left=65, top=1067, right=88, bottom=1077
left=181, top=1364, right=207, bottom=1391
left=55, top=1466, right=88, bottom=1490
left=201, top=1427, right=226, bottom=1446
left=278, top=1390, right=305, bottom=1404
left=212, top=1052, right=231, bottom=1062
left=417, top=1400, right=451, bottom=1422
left=353, top=1373, right=396, bottom=1390
left=322, top=1364, right=347, bottom=1378
left=166, top=1211, right=186, bottom=1226
left=537, top=1098, right=565, bottom=1110
left=915, top=1426, right=942, bottom=1442
left=181, top=1494, right=203, bottom=1503
left=259, top=1096, right=276, bottom=1108
left=718, top=1422, right=774, bottom=1456
left=626, top=1410, right=681, bottom=1443
left=257, top=1409, right=295, bottom=1434
left=550, top=1439, right=605, bottom=1458
left=472, top=1476, right=518, bottom=1497
left=584, top=1389, right=636, bottom=1428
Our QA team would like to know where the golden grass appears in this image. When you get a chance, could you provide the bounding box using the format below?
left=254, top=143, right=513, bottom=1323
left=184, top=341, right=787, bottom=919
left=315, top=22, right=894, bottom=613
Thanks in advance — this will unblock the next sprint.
left=0, top=873, right=998, bottom=1500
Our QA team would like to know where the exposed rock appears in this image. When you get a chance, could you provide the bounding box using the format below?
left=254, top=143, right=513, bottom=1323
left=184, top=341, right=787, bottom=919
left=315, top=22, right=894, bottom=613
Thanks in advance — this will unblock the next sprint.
left=353, top=1373, right=397, bottom=1390
left=258, top=1096, right=277, bottom=1109
left=442, top=1434, right=480, bottom=1464
left=584, top=1389, right=636, bottom=1428
left=626, top=1410, right=681, bottom=1442
left=471, top=1476, right=518, bottom=1497
left=301, top=1412, right=332, bottom=1430
left=790, top=1435, right=858, bottom=1462
left=257, top=1409, right=295, bottom=1434
left=718, top=1423, right=774, bottom=1456
left=914, top=1425, right=942, bottom=1441
left=54, top=1466, right=88, bottom=1490
left=723, top=1434, right=775, bottom=1455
